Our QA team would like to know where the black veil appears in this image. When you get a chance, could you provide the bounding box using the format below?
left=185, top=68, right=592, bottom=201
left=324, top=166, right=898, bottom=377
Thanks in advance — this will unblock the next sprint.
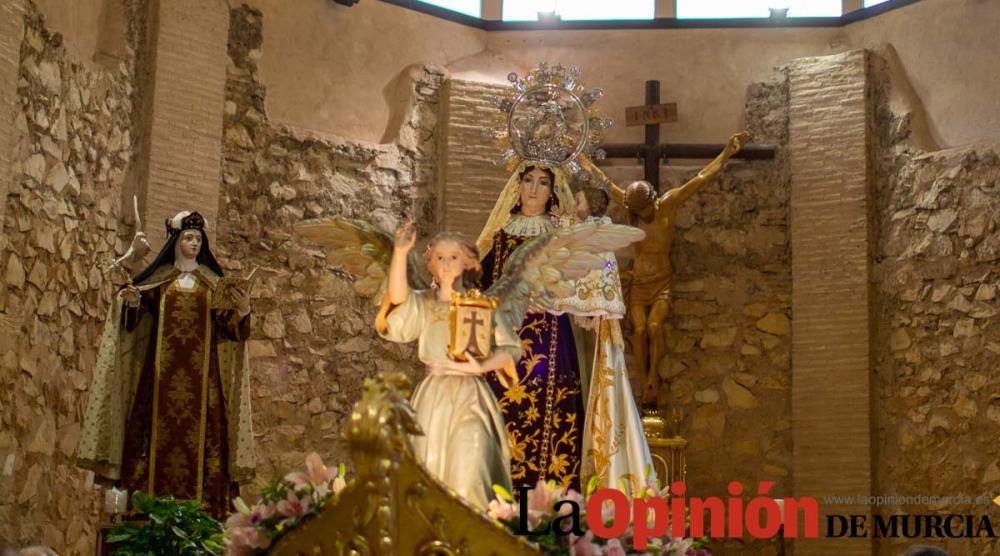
left=132, top=228, right=225, bottom=286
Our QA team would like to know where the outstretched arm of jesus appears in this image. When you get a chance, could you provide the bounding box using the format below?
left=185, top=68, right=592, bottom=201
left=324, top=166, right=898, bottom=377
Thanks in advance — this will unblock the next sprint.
left=580, top=154, right=626, bottom=206
left=661, top=131, right=750, bottom=207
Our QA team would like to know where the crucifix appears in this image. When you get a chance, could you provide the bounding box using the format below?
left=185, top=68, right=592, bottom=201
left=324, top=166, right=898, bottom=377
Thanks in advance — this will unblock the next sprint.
left=601, top=80, right=776, bottom=191
left=584, top=80, right=777, bottom=411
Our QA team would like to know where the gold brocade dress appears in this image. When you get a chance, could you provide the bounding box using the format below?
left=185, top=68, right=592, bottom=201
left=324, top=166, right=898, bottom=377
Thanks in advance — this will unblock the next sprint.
left=119, top=271, right=250, bottom=518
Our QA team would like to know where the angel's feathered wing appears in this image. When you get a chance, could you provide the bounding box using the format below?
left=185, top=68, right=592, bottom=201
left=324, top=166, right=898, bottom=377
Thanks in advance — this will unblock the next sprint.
left=485, top=221, right=644, bottom=327
left=295, top=217, right=428, bottom=297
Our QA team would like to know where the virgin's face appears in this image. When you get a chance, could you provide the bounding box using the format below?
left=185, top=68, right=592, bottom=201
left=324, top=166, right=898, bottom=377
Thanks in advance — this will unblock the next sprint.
left=427, top=241, right=468, bottom=288
left=518, top=168, right=553, bottom=217
left=178, top=230, right=202, bottom=259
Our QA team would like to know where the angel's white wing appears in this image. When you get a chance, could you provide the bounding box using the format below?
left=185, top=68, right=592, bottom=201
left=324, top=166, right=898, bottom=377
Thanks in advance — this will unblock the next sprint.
left=485, top=222, right=644, bottom=327
left=295, top=217, right=428, bottom=297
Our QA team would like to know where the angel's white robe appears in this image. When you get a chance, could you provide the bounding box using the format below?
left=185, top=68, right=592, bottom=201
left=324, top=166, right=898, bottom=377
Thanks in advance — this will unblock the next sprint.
left=377, top=289, right=518, bottom=510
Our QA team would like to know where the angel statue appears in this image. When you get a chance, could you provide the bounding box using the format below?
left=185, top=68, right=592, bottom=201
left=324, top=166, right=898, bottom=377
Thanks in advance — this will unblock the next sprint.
left=295, top=217, right=643, bottom=511
left=78, top=210, right=256, bottom=518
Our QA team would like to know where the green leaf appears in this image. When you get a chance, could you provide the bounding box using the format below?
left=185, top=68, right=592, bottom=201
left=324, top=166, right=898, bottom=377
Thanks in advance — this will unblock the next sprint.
left=616, top=477, right=631, bottom=498
left=105, top=532, right=132, bottom=543
left=492, top=484, right=515, bottom=503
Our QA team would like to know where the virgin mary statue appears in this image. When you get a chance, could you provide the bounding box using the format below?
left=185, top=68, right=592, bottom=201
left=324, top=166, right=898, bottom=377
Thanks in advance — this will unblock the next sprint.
left=476, top=161, right=584, bottom=491
left=476, top=62, right=653, bottom=494
left=476, top=161, right=653, bottom=494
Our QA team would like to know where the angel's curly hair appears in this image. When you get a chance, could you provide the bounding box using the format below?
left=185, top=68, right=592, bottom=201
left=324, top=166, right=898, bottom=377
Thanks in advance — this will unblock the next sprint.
left=424, top=232, right=482, bottom=288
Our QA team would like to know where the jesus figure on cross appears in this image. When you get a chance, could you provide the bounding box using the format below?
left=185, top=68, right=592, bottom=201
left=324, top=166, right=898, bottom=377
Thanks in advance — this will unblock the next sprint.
left=583, top=131, right=749, bottom=408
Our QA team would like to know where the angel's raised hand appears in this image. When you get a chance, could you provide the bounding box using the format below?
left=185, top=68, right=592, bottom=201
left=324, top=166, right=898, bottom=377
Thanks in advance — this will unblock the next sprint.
left=394, top=220, right=417, bottom=252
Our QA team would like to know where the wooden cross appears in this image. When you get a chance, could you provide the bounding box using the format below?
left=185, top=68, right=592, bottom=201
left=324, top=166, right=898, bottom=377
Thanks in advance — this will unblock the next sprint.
left=601, top=80, right=777, bottom=192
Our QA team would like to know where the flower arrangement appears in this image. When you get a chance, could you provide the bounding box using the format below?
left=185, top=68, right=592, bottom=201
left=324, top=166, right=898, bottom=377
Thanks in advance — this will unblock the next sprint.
left=224, top=453, right=347, bottom=555
left=487, top=476, right=710, bottom=556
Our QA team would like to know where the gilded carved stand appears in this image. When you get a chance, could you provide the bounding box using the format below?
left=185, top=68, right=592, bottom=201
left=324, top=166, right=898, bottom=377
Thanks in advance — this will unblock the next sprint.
left=268, top=373, right=538, bottom=556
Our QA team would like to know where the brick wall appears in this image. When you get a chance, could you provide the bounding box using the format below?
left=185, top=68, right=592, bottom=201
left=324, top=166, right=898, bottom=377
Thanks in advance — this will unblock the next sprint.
left=142, top=0, right=228, bottom=240
left=788, top=49, right=873, bottom=555
left=437, top=78, right=511, bottom=240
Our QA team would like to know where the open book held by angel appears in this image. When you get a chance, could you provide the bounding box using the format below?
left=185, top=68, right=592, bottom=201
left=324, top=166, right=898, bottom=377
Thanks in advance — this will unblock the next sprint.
left=296, top=217, right=644, bottom=511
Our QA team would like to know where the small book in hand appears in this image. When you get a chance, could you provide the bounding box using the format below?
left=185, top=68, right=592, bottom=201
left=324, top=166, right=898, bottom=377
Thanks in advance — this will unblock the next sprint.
left=212, top=267, right=259, bottom=311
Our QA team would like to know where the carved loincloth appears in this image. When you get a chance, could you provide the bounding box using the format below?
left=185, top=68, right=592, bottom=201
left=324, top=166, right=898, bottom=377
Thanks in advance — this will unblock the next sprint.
left=626, top=271, right=673, bottom=309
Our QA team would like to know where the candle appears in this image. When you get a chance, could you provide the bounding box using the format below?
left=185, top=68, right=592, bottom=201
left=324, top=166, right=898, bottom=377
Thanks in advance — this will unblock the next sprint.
left=104, top=487, right=127, bottom=516
left=774, top=498, right=785, bottom=525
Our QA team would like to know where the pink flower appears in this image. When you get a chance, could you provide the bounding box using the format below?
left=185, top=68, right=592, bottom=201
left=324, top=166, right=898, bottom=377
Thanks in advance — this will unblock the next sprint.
left=225, top=511, right=250, bottom=530
left=665, top=537, right=694, bottom=555
left=603, top=538, right=626, bottom=556
left=225, top=496, right=254, bottom=530
left=487, top=498, right=519, bottom=521
left=227, top=526, right=271, bottom=555
left=285, top=453, right=337, bottom=496
left=559, top=489, right=583, bottom=515
left=525, top=480, right=565, bottom=526
left=249, top=502, right=276, bottom=525
left=568, top=530, right=601, bottom=556
left=275, top=489, right=312, bottom=518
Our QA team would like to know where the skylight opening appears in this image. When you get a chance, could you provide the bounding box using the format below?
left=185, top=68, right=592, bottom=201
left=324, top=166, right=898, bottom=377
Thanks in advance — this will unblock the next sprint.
left=676, top=0, right=841, bottom=19
left=502, top=0, right=656, bottom=22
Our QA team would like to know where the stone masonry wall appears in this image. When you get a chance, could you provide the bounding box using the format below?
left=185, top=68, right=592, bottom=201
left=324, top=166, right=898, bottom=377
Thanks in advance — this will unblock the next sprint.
left=219, top=5, right=441, bottom=481
left=0, top=0, right=25, bottom=229
left=656, top=78, right=792, bottom=556
left=0, top=3, right=137, bottom=553
left=872, top=55, right=1000, bottom=556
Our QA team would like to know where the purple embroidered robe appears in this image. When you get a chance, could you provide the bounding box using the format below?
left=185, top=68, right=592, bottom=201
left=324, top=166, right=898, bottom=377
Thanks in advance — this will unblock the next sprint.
left=481, top=227, right=585, bottom=492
